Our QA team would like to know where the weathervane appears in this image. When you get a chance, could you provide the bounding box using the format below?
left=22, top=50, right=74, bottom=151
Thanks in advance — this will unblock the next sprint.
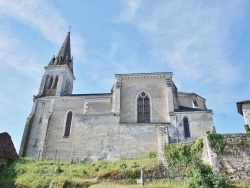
left=69, top=25, right=71, bottom=33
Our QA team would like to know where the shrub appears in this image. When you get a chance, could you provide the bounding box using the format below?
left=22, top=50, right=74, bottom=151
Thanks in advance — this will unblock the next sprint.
left=207, top=131, right=227, bottom=154
left=186, top=160, right=232, bottom=188
left=245, top=124, right=250, bottom=138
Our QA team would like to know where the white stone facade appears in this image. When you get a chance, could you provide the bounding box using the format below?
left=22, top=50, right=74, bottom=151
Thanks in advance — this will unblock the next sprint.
left=19, top=33, right=214, bottom=162
left=237, top=100, right=250, bottom=126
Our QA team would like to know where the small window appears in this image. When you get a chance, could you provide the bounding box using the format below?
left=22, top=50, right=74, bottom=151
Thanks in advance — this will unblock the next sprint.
left=33, top=139, right=38, bottom=147
left=64, top=111, right=73, bottom=137
left=183, top=117, right=190, bottom=138
left=193, top=100, right=198, bottom=108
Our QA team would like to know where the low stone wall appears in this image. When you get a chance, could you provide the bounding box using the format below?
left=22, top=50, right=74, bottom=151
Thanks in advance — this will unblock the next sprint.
left=202, top=133, right=250, bottom=181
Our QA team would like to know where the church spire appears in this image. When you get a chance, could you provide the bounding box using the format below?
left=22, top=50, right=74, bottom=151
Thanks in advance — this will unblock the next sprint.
left=48, top=32, right=73, bottom=74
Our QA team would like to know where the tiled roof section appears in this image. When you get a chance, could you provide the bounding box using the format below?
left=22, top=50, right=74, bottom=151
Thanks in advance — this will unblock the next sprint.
left=175, top=106, right=211, bottom=112
left=237, top=100, right=250, bottom=115
left=0, top=132, right=18, bottom=160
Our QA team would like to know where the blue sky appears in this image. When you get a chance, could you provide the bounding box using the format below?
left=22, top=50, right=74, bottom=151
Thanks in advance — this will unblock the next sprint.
left=0, top=0, right=250, bottom=152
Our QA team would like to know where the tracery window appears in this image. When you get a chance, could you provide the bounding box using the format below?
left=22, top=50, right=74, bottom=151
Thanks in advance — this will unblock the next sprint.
left=64, top=111, right=72, bottom=137
left=183, top=117, right=190, bottom=138
left=137, top=91, right=150, bottom=123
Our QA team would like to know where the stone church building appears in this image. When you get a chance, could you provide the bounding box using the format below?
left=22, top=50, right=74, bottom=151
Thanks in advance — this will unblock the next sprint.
left=19, top=33, right=214, bottom=162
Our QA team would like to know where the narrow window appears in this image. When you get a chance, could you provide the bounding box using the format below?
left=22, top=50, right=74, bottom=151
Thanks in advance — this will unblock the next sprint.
left=64, top=111, right=72, bottom=137
left=48, top=76, right=54, bottom=89
left=183, top=117, right=190, bottom=138
left=137, top=92, right=150, bottom=123
left=33, top=139, right=38, bottom=147
left=53, top=76, right=59, bottom=89
left=65, top=80, right=69, bottom=92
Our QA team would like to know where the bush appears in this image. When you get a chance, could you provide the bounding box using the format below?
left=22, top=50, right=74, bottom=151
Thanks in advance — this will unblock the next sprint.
left=245, top=124, right=250, bottom=137
left=207, top=131, right=227, bottom=154
left=186, top=160, right=232, bottom=188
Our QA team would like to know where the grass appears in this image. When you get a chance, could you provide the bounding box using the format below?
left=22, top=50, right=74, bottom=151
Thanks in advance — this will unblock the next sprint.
left=0, top=157, right=163, bottom=188
left=0, top=157, right=249, bottom=188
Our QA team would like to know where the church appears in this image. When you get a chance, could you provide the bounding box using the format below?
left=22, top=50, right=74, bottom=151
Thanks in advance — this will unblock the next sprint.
left=19, top=32, right=214, bottom=162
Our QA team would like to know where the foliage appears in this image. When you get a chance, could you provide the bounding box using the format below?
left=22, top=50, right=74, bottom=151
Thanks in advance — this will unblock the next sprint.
left=244, top=124, right=250, bottom=137
left=147, top=151, right=157, bottom=158
left=164, top=138, right=232, bottom=188
left=0, top=157, right=160, bottom=187
left=186, top=160, right=233, bottom=188
left=164, top=138, right=203, bottom=169
left=207, top=131, right=227, bottom=154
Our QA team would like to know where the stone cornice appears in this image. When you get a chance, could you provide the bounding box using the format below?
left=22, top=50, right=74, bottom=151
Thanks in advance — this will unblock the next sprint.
left=36, top=95, right=111, bottom=102
left=44, top=65, right=75, bottom=80
left=115, top=72, right=172, bottom=80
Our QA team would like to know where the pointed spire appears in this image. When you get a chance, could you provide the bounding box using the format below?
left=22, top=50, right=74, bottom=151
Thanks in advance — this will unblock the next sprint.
left=57, top=32, right=71, bottom=61
left=48, top=32, right=73, bottom=74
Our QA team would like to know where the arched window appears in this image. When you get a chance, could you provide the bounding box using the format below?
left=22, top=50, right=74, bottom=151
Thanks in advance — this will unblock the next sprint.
left=64, top=111, right=72, bottom=137
left=53, top=76, right=59, bottom=89
left=137, top=91, right=150, bottom=123
left=183, top=117, right=190, bottom=138
left=48, top=76, right=53, bottom=89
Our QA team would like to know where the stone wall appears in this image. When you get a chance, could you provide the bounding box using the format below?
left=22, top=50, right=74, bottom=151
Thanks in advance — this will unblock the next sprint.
left=70, top=114, right=162, bottom=162
left=119, top=74, right=169, bottom=123
left=168, top=111, right=214, bottom=143
left=202, top=133, right=250, bottom=181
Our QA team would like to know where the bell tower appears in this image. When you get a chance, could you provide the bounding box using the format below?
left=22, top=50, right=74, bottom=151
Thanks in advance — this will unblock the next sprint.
left=37, top=32, right=75, bottom=97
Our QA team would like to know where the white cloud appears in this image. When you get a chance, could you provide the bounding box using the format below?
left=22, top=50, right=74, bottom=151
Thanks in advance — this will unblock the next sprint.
left=119, top=0, right=246, bottom=87
left=0, top=0, right=84, bottom=59
left=0, top=0, right=66, bottom=44
left=120, top=0, right=141, bottom=22
left=0, top=27, right=42, bottom=77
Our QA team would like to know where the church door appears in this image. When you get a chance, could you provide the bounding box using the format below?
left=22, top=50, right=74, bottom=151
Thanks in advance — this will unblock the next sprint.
left=137, top=92, right=150, bottom=123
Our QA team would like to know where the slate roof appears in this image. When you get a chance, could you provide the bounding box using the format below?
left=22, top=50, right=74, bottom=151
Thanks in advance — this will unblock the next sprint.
left=237, top=100, right=250, bottom=115
left=0, top=132, right=18, bottom=160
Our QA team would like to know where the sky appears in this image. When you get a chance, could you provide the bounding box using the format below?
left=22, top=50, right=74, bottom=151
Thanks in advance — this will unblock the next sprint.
left=0, top=0, right=250, bottom=152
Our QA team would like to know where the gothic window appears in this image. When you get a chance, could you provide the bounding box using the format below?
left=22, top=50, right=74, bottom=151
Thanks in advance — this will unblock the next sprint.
left=64, top=111, right=72, bottom=137
left=53, top=76, right=59, bottom=89
left=137, top=91, right=150, bottom=123
left=183, top=117, right=190, bottom=138
left=48, top=76, right=53, bottom=89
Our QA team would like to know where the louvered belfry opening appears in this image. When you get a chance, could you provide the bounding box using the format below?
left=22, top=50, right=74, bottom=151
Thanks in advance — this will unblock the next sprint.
left=137, top=91, right=150, bottom=123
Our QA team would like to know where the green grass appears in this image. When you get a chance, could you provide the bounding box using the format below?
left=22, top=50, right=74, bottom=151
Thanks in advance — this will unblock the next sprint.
left=0, top=157, right=249, bottom=188
left=0, top=157, right=162, bottom=188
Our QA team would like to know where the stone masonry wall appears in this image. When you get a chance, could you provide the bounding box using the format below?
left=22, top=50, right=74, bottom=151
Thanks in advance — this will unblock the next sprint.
left=169, top=111, right=214, bottom=143
left=71, top=114, right=161, bottom=162
left=120, top=76, right=169, bottom=123
left=202, top=133, right=250, bottom=181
